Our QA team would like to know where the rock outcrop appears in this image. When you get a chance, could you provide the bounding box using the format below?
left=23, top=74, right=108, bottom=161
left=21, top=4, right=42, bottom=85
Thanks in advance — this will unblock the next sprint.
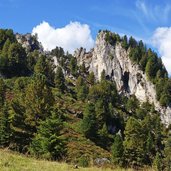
left=74, top=31, right=171, bottom=125
left=16, top=33, right=43, bottom=52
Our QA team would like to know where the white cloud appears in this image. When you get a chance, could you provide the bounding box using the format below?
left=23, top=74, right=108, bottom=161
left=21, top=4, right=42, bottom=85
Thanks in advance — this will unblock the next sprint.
left=152, top=27, right=171, bottom=75
left=136, top=0, right=171, bottom=23
left=32, top=21, right=94, bottom=54
left=136, top=0, right=148, bottom=16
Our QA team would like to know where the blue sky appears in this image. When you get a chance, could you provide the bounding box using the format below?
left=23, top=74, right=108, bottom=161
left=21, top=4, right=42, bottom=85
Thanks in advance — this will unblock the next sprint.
left=1, top=0, right=170, bottom=38
left=1, top=0, right=171, bottom=73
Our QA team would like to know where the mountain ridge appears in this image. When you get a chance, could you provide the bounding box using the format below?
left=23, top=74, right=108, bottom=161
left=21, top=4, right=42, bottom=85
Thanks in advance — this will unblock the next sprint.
left=4, top=29, right=170, bottom=125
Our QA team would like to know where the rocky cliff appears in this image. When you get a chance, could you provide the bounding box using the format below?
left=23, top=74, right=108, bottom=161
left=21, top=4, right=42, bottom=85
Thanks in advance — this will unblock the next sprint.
left=16, top=33, right=43, bottom=52
left=74, top=31, right=171, bottom=125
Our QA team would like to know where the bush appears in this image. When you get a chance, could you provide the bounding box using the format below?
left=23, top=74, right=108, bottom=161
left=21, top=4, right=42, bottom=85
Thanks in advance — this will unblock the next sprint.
left=78, top=155, right=90, bottom=167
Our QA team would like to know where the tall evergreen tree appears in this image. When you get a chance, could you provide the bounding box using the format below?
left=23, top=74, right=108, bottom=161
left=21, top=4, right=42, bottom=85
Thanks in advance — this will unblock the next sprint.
left=123, top=117, right=145, bottom=166
left=145, top=56, right=158, bottom=81
left=11, top=74, right=54, bottom=151
left=0, top=104, right=10, bottom=147
left=0, top=29, right=16, bottom=49
left=164, top=136, right=171, bottom=171
left=29, top=111, right=65, bottom=160
left=121, top=35, right=128, bottom=50
left=87, top=71, right=95, bottom=85
left=153, top=152, right=162, bottom=171
left=81, top=103, right=97, bottom=138
left=34, top=55, right=47, bottom=75
left=76, top=76, right=88, bottom=101
left=0, top=78, right=6, bottom=106
left=24, top=74, right=54, bottom=128
left=69, top=57, right=78, bottom=76
left=111, top=134, right=124, bottom=166
left=55, top=66, right=65, bottom=92
left=0, top=39, right=11, bottom=69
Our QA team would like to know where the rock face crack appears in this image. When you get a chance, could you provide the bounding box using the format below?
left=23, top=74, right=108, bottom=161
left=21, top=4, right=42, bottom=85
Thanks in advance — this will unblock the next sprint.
left=122, top=71, right=129, bottom=93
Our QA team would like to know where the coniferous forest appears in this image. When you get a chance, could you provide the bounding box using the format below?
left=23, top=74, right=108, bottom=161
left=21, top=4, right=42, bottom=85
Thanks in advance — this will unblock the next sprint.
left=0, top=28, right=171, bottom=170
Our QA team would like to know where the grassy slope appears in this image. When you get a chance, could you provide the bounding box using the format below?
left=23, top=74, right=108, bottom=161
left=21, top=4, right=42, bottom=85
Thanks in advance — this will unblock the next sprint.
left=0, top=149, right=134, bottom=171
left=54, top=90, right=111, bottom=162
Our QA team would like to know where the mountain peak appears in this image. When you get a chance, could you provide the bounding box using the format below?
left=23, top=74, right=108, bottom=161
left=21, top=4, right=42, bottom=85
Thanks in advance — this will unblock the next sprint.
left=75, top=30, right=171, bottom=126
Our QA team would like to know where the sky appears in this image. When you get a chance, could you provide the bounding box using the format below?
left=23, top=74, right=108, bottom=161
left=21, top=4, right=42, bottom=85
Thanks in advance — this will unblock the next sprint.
left=0, top=0, right=171, bottom=74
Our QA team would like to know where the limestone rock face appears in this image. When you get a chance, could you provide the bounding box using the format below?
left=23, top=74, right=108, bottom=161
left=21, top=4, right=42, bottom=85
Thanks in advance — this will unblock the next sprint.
left=16, top=33, right=43, bottom=52
left=74, top=31, right=171, bottom=125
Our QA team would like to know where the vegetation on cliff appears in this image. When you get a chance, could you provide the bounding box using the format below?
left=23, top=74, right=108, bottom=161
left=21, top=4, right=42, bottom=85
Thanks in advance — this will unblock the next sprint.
left=0, top=29, right=171, bottom=170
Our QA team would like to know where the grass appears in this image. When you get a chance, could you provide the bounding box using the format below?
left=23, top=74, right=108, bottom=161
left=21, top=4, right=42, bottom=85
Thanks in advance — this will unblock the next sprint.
left=0, top=149, right=138, bottom=171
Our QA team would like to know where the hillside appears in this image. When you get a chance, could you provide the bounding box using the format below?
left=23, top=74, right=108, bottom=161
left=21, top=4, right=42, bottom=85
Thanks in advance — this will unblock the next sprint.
left=0, top=28, right=171, bottom=170
left=0, top=149, right=133, bottom=171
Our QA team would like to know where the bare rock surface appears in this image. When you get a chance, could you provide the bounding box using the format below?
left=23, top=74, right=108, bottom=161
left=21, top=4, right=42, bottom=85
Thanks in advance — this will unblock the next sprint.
left=74, top=31, right=171, bottom=125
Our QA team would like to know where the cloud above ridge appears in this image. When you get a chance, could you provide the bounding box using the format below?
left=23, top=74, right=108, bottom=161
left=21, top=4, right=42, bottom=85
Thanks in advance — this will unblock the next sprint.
left=32, top=21, right=94, bottom=54
left=152, top=27, right=171, bottom=75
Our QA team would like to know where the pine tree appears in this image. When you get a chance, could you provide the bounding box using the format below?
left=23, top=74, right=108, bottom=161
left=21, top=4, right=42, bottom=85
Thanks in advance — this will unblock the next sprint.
left=0, top=39, right=11, bottom=69
left=111, top=134, right=124, bottom=166
left=123, top=117, right=145, bottom=166
left=121, top=35, right=128, bottom=50
left=164, top=136, right=171, bottom=171
left=69, top=57, right=78, bottom=76
left=81, top=103, right=97, bottom=138
left=139, top=53, right=148, bottom=71
left=34, top=55, right=55, bottom=83
left=29, top=111, right=65, bottom=160
left=145, top=132, right=154, bottom=164
left=0, top=78, right=5, bottom=106
left=100, top=69, right=106, bottom=81
left=24, top=74, right=54, bottom=128
left=153, top=152, right=162, bottom=171
left=126, top=96, right=139, bottom=113
left=0, top=104, right=10, bottom=147
left=55, top=66, right=65, bottom=92
left=95, top=99, right=106, bottom=129
left=8, top=43, right=27, bottom=71
left=145, top=56, right=158, bottom=81
left=11, top=74, right=54, bottom=148
left=34, top=55, right=47, bottom=75
left=27, top=50, right=39, bottom=72
left=0, top=29, right=16, bottom=49
left=87, top=71, right=95, bottom=85
left=76, top=76, right=88, bottom=101
left=80, top=62, right=86, bottom=73
left=129, top=36, right=137, bottom=48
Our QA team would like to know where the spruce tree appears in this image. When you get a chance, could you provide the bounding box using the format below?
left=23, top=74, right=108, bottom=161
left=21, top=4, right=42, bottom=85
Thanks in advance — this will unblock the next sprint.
left=121, top=35, right=128, bottom=50
left=123, top=117, right=145, bottom=166
left=111, top=134, right=124, bottom=166
left=0, top=104, right=10, bottom=147
left=76, top=76, right=88, bottom=101
left=0, top=39, right=11, bottom=70
left=145, top=132, right=154, bottom=164
left=153, top=152, right=162, bottom=171
left=81, top=103, right=97, bottom=138
left=87, top=71, right=95, bottom=85
left=34, top=55, right=47, bottom=75
left=55, top=66, right=65, bottom=92
left=100, top=69, right=106, bottom=81
left=69, top=57, right=77, bottom=76
left=24, top=74, right=54, bottom=128
left=11, top=74, right=54, bottom=137
left=0, top=78, right=5, bottom=106
left=164, top=136, right=171, bottom=171
left=29, top=111, right=65, bottom=160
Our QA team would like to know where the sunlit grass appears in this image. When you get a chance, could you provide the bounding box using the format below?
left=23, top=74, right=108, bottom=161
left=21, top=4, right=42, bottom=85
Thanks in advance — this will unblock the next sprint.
left=0, top=149, right=153, bottom=171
